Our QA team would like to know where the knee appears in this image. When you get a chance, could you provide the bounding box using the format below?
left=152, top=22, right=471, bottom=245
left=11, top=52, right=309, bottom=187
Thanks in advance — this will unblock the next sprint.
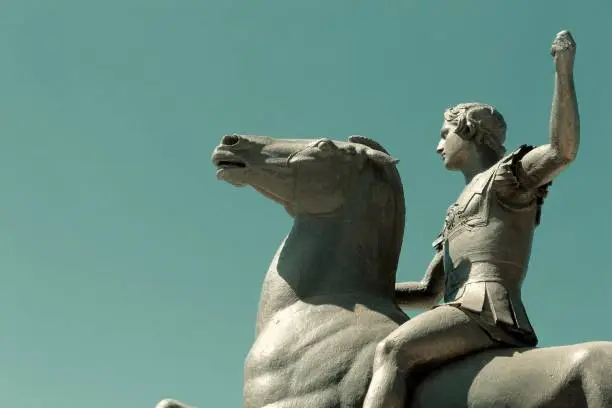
left=155, top=399, right=192, bottom=408
left=374, top=337, right=402, bottom=367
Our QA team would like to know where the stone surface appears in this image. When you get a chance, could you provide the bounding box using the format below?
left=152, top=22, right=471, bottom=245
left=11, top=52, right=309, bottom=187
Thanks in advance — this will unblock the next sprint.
left=212, top=133, right=407, bottom=408
left=364, top=30, right=584, bottom=408
left=159, top=30, right=612, bottom=408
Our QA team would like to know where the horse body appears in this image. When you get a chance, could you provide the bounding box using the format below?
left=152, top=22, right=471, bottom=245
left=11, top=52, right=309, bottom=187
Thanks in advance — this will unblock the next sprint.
left=159, top=339, right=612, bottom=408
left=245, top=294, right=406, bottom=408
left=415, top=341, right=612, bottom=408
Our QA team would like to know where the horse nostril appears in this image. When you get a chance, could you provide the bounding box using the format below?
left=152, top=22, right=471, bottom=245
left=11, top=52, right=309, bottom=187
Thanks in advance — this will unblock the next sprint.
left=221, top=134, right=241, bottom=146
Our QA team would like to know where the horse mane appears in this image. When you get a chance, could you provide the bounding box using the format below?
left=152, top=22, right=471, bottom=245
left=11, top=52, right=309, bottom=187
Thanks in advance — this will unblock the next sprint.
left=348, top=136, right=406, bottom=294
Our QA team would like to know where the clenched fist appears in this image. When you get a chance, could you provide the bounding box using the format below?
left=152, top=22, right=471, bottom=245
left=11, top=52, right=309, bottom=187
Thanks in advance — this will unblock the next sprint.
left=550, top=30, right=576, bottom=75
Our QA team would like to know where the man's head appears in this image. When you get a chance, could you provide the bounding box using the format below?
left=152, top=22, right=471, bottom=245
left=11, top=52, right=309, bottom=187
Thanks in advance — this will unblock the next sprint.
left=437, top=102, right=507, bottom=170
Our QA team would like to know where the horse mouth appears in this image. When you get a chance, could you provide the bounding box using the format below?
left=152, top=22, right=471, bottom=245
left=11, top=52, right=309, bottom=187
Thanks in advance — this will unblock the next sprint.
left=215, top=160, right=246, bottom=169
left=212, top=151, right=247, bottom=170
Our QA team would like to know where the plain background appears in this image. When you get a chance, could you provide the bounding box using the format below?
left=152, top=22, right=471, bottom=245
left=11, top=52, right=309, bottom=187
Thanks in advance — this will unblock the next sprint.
left=0, top=1, right=610, bottom=407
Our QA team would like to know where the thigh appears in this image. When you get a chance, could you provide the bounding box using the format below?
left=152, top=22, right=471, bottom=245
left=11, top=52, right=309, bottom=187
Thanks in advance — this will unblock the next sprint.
left=386, top=306, right=495, bottom=370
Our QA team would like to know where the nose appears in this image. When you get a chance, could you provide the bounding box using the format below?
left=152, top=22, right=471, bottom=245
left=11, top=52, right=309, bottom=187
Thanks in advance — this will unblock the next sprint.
left=436, top=139, right=445, bottom=154
left=221, top=134, right=241, bottom=146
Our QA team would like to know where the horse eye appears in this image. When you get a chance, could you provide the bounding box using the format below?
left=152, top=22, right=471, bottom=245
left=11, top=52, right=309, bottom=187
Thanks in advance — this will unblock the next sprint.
left=316, top=139, right=336, bottom=151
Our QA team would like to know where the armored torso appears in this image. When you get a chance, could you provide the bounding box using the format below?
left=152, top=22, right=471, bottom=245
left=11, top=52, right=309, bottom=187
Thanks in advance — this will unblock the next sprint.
left=434, top=145, right=550, bottom=346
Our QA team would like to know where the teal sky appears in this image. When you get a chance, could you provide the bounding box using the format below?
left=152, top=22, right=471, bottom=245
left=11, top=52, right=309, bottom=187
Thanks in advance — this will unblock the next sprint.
left=0, top=1, right=610, bottom=407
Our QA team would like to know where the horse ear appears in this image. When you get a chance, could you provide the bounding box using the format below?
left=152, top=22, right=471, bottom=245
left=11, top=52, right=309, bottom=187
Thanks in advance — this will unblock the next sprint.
left=348, top=135, right=391, bottom=154
left=348, top=135, right=399, bottom=166
left=365, top=148, right=400, bottom=166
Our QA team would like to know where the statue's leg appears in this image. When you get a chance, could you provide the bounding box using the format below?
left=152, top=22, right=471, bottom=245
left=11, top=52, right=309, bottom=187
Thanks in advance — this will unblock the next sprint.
left=362, top=305, right=495, bottom=408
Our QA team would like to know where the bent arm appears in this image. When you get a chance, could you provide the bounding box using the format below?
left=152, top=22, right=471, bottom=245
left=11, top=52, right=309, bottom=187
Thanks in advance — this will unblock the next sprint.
left=395, top=250, right=444, bottom=309
left=520, top=46, right=579, bottom=187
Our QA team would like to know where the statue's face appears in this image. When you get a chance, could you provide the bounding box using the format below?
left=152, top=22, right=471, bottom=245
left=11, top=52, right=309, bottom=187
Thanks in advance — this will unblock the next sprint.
left=436, top=120, right=471, bottom=170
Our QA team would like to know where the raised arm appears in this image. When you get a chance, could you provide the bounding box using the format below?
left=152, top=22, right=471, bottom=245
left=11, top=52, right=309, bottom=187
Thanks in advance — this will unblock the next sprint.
left=395, top=250, right=445, bottom=309
left=520, top=30, right=579, bottom=188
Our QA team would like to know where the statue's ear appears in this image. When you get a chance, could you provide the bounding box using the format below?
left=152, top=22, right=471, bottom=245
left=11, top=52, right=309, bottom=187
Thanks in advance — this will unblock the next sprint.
left=348, top=135, right=399, bottom=166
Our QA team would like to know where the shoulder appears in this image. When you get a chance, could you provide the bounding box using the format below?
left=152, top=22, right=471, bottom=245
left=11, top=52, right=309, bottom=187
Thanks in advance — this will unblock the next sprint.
left=493, top=145, right=551, bottom=202
left=494, top=144, right=540, bottom=189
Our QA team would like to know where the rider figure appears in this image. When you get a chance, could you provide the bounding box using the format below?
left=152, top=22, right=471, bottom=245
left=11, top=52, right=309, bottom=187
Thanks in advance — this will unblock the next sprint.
left=363, top=30, right=579, bottom=408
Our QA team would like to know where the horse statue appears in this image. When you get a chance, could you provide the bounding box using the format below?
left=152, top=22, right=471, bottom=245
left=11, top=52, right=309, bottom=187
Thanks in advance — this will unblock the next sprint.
left=157, top=134, right=612, bottom=408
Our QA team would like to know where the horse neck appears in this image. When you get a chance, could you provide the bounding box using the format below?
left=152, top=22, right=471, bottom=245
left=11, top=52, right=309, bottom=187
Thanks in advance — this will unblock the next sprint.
left=255, top=209, right=394, bottom=334
left=290, top=213, right=392, bottom=294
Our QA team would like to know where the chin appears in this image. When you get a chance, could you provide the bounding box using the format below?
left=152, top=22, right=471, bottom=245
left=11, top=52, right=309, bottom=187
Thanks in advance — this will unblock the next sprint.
left=443, top=160, right=461, bottom=171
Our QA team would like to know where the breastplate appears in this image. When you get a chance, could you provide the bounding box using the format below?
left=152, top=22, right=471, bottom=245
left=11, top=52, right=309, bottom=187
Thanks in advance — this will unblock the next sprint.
left=442, top=163, right=539, bottom=294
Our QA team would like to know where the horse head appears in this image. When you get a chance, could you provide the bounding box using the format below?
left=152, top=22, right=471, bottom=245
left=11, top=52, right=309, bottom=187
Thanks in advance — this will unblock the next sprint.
left=211, top=133, right=406, bottom=291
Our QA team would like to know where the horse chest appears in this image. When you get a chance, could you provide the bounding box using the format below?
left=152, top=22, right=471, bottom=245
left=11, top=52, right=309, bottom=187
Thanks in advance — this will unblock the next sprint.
left=244, top=300, right=401, bottom=408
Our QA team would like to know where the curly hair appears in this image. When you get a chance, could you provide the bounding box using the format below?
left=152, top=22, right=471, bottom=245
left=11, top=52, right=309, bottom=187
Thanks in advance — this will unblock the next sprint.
left=444, top=102, right=507, bottom=161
